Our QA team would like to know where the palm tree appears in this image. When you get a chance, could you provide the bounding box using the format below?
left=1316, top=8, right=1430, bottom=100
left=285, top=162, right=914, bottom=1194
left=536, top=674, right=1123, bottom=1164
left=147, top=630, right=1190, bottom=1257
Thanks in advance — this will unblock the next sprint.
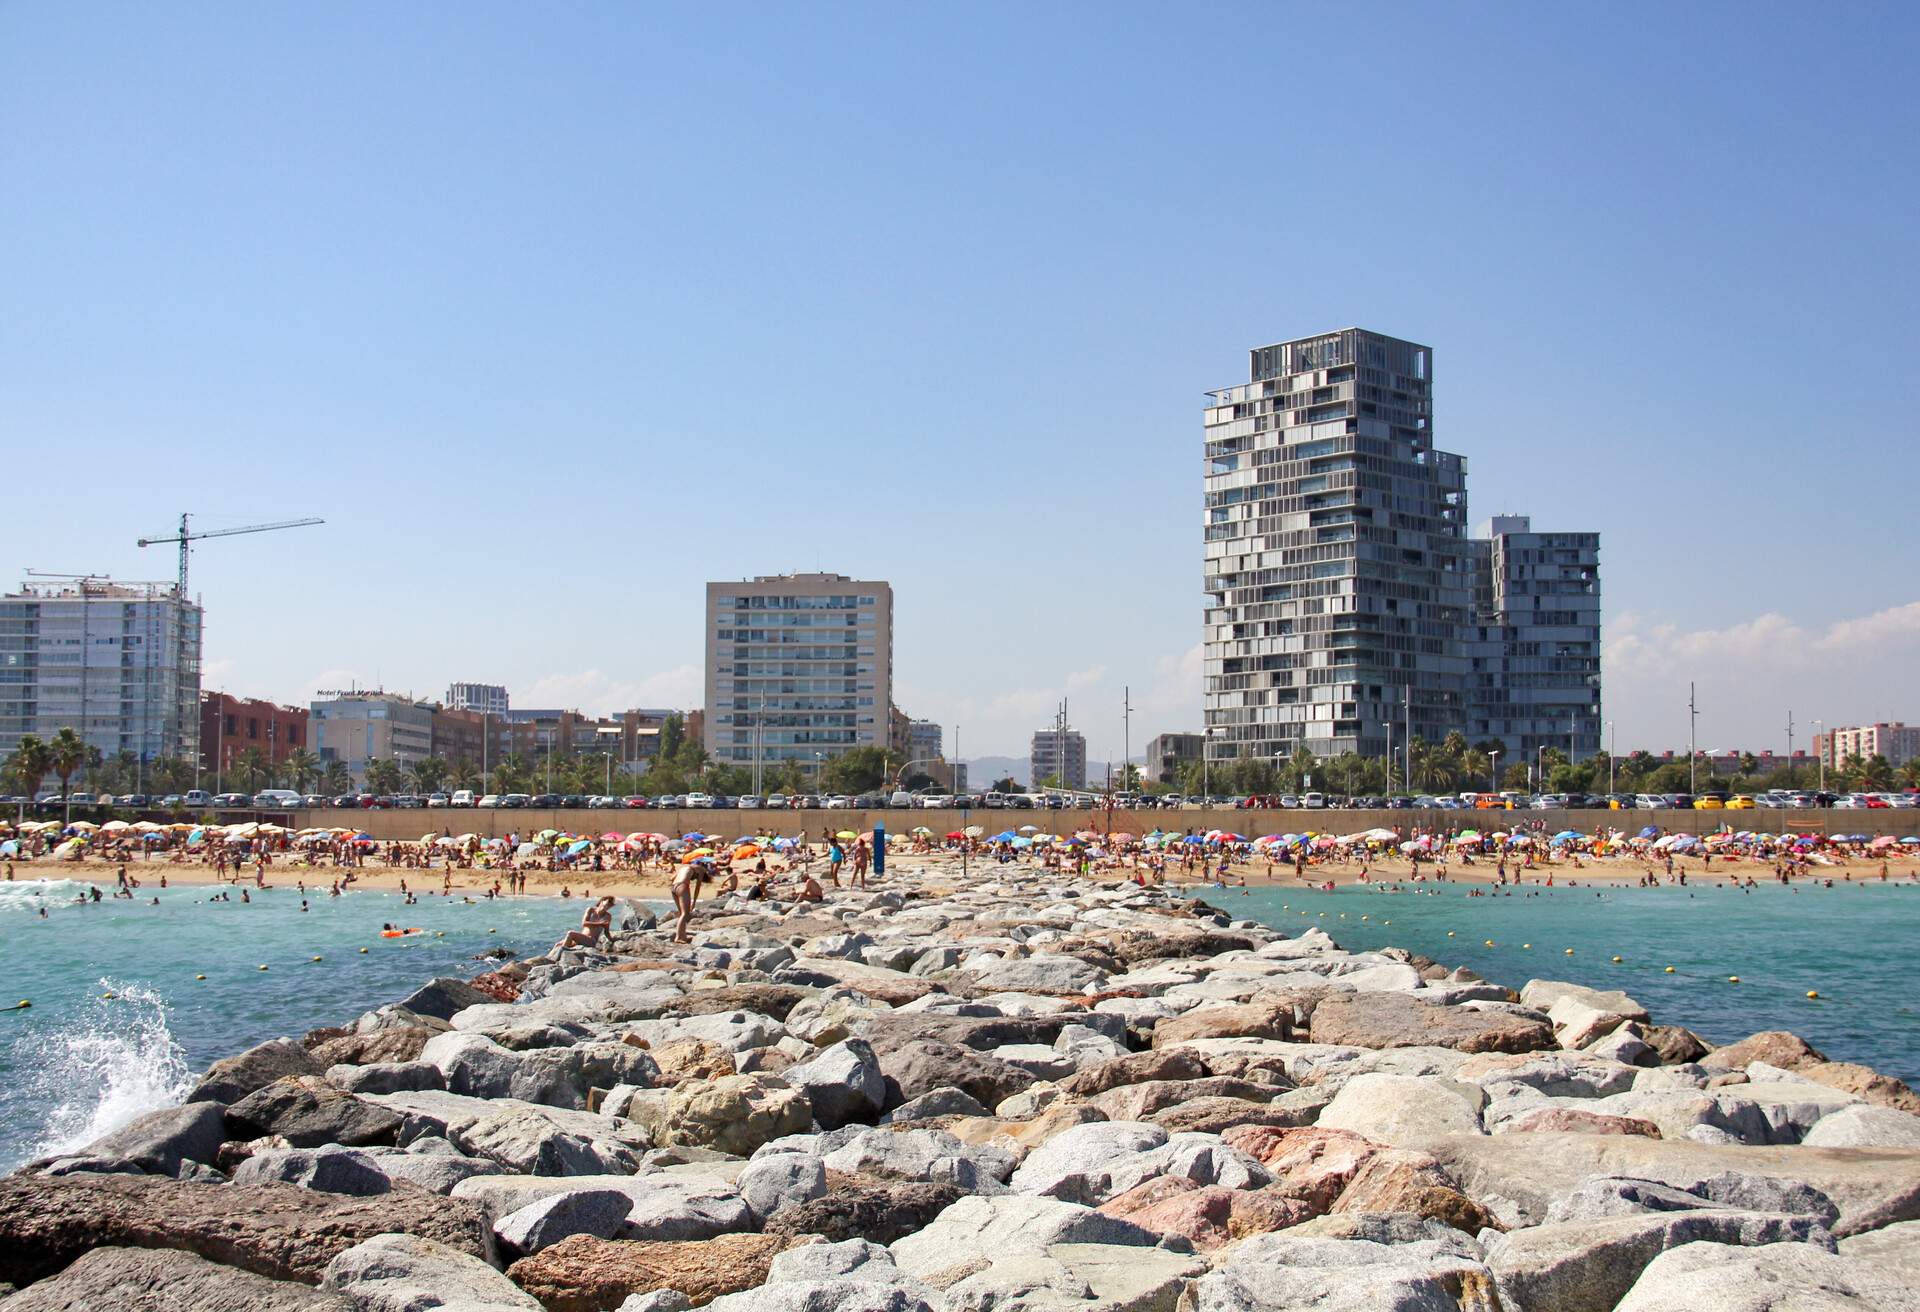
left=9, top=734, right=52, bottom=820
left=150, top=755, right=192, bottom=795
left=364, top=758, right=404, bottom=795
left=1461, top=748, right=1491, bottom=795
left=447, top=758, right=479, bottom=792
left=284, top=747, right=319, bottom=792
left=48, top=728, right=87, bottom=824
left=411, top=756, right=449, bottom=795
left=232, top=746, right=270, bottom=795
left=321, top=760, right=352, bottom=794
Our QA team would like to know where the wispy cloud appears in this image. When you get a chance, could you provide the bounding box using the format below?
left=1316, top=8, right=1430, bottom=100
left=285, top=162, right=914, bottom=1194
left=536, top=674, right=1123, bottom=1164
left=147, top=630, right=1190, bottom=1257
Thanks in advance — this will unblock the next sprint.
left=521, top=665, right=702, bottom=716
left=1605, top=601, right=1920, bottom=751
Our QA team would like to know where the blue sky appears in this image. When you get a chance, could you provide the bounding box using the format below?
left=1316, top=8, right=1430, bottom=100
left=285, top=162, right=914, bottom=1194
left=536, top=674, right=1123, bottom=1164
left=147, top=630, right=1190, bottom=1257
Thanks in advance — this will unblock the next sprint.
left=4, top=4, right=1916, bottom=760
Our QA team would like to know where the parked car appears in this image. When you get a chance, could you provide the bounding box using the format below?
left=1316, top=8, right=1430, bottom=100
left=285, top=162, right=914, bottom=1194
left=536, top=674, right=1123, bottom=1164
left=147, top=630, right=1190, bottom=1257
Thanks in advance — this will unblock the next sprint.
left=252, top=789, right=302, bottom=809
left=824, top=795, right=851, bottom=809
left=623, top=795, right=651, bottom=808
left=1725, top=795, right=1756, bottom=809
left=684, top=793, right=714, bottom=809
left=115, top=793, right=150, bottom=809
left=450, top=790, right=476, bottom=808
left=301, top=794, right=328, bottom=808
left=502, top=794, right=530, bottom=808
left=426, top=793, right=450, bottom=808
left=160, top=794, right=184, bottom=807
left=330, top=793, right=358, bottom=808
left=478, top=794, right=502, bottom=808
left=393, top=794, right=426, bottom=809
left=212, top=792, right=249, bottom=808
left=528, top=794, right=562, bottom=809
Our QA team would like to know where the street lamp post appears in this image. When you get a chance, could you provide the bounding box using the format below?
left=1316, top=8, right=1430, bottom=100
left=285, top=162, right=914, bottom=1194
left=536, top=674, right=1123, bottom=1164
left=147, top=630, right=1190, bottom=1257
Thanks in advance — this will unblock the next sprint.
left=1812, top=720, right=1824, bottom=794
left=1606, top=722, right=1615, bottom=795
left=1488, top=749, right=1499, bottom=796
left=1536, top=745, right=1547, bottom=794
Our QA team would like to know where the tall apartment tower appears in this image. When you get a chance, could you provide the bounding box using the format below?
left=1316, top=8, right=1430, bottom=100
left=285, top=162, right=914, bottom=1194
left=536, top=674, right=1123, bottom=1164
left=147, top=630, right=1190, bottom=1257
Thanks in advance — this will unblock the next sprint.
left=704, top=574, right=893, bottom=776
left=446, top=682, right=510, bottom=717
left=1464, top=516, right=1602, bottom=764
left=1203, top=329, right=1471, bottom=767
left=0, top=577, right=204, bottom=769
left=1030, top=727, right=1087, bottom=790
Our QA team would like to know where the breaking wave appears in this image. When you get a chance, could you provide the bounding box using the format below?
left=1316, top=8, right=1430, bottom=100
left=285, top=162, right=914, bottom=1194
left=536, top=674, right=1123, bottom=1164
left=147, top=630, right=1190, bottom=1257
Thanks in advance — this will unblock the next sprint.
left=10, top=978, right=193, bottom=1168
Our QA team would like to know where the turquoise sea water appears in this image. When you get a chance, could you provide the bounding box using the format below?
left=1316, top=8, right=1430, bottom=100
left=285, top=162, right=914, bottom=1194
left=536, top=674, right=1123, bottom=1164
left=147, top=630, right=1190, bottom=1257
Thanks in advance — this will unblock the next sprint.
left=0, top=878, right=588, bottom=1172
left=1220, top=878, right=1920, bottom=1085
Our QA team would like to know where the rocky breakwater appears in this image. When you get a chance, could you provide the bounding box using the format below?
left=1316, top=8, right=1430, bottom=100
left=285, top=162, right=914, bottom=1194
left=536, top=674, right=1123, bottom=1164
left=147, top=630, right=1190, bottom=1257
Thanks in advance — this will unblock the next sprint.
left=4, top=871, right=1920, bottom=1312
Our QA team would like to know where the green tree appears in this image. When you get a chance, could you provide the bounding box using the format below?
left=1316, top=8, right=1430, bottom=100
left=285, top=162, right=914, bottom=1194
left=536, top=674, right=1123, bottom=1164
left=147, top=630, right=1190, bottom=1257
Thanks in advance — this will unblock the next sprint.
left=49, top=727, right=87, bottom=822
left=767, top=760, right=806, bottom=794
left=1499, top=761, right=1531, bottom=790
left=230, top=747, right=270, bottom=794
left=364, top=758, right=405, bottom=794
left=320, top=760, right=352, bottom=794
left=150, top=756, right=192, bottom=794
left=410, top=756, right=449, bottom=795
left=447, top=758, right=479, bottom=792
left=283, top=747, right=318, bottom=791
left=821, top=747, right=898, bottom=795
left=9, top=734, right=52, bottom=817
left=991, top=776, right=1019, bottom=794
left=657, top=714, right=685, bottom=762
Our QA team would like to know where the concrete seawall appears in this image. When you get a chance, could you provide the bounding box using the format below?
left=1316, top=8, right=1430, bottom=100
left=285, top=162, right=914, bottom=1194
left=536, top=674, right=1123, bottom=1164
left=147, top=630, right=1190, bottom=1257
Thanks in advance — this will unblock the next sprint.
left=279, top=806, right=1920, bottom=843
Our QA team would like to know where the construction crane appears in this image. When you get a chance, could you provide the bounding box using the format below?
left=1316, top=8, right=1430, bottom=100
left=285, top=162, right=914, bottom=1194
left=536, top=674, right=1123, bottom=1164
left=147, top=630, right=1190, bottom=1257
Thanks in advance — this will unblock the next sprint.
left=138, top=513, right=324, bottom=596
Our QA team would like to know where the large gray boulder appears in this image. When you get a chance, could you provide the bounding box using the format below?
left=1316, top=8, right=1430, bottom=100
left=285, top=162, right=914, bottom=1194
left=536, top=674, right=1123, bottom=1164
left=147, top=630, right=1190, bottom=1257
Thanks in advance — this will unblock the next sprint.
left=321, top=1233, right=542, bottom=1310
left=419, top=1032, right=590, bottom=1108
left=189, top=1038, right=326, bottom=1104
left=1185, top=1218, right=1494, bottom=1312
left=822, top=1127, right=1017, bottom=1191
left=1612, top=1239, right=1911, bottom=1311
left=890, top=1196, right=1165, bottom=1277
left=879, top=1086, right=990, bottom=1124
left=494, top=1187, right=635, bottom=1257
left=963, top=954, right=1111, bottom=996
left=1316, top=1072, right=1487, bottom=1147
left=1008, top=1121, right=1169, bottom=1204
left=397, top=977, right=500, bottom=1023
left=1424, top=1130, right=1920, bottom=1236
left=369, top=1146, right=507, bottom=1195
left=226, top=1077, right=404, bottom=1148
left=784, top=1039, right=887, bottom=1130
left=456, top=1106, right=642, bottom=1176
left=50, top=1100, right=226, bottom=1176
left=1804, top=1104, right=1920, bottom=1149
left=232, top=1146, right=394, bottom=1196
left=1484, top=1211, right=1834, bottom=1312
left=738, top=1152, right=829, bottom=1223
left=328, top=1060, right=447, bottom=1095
left=0, top=1245, right=351, bottom=1310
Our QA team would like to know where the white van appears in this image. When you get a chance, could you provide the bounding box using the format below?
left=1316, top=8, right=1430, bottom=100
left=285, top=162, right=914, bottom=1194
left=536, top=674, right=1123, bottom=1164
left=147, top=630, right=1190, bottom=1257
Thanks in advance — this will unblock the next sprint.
left=450, top=790, right=476, bottom=808
left=1301, top=791, right=1326, bottom=809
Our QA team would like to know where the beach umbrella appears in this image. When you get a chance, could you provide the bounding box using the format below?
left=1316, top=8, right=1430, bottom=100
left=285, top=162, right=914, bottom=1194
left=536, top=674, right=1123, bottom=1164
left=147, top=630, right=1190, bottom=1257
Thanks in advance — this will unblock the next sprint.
left=0, top=840, right=15, bottom=856
left=100, top=819, right=131, bottom=833
left=66, top=821, right=99, bottom=833
left=1900, top=837, right=1920, bottom=845
left=991, top=830, right=1015, bottom=842
left=599, top=831, right=623, bottom=841
left=1111, top=832, right=1137, bottom=843
left=910, top=826, right=933, bottom=835
left=964, top=826, right=984, bottom=838
left=352, top=832, right=374, bottom=842
left=1010, top=836, right=1033, bottom=848
left=420, top=832, right=438, bottom=844
left=566, top=839, right=591, bottom=855
left=682, top=846, right=715, bottom=861
left=1018, top=825, right=1039, bottom=834
left=836, top=830, right=858, bottom=841
left=944, top=831, right=965, bottom=841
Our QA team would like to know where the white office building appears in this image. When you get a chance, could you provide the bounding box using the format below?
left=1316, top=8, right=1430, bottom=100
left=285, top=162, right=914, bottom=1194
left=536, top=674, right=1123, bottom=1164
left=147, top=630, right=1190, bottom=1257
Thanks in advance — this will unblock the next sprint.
left=704, top=574, right=893, bottom=780
left=0, top=577, right=203, bottom=767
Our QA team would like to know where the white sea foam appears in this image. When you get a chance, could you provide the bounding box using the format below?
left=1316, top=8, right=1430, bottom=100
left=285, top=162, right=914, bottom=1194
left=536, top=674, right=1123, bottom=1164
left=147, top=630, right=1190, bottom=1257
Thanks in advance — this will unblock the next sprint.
left=0, top=879, right=93, bottom=912
left=17, top=978, right=193, bottom=1163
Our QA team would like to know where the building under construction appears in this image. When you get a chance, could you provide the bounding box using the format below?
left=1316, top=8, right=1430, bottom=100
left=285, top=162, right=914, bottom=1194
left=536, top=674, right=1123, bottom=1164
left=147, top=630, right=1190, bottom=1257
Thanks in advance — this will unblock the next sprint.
left=0, top=576, right=204, bottom=772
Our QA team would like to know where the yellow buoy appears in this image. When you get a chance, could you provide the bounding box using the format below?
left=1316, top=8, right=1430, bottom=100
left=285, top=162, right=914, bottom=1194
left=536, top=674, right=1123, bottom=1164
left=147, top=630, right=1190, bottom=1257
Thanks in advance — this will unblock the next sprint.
left=311, top=955, right=323, bottom=963
left=1565, top=948, right=1575, bottom=955
left=1447, top=931, right=1456, bottom=937
left=1382, top=920, right=1390, bottom=925
left=1611, top=955, right=1622, bottom=964
left=1665, top=966, right=1675, bottom=973
left=1522, top=943, right=1530, bottom=949
left=259, top=964, right=269, bottom=972
left=1484, top=939, right=1495, bottom=946
left=359, top=947, right=369, bottom=954
left=1806, top=990, right=1820, bottom=999
left=10, top=1000, right=28, bottom=1010
left=488, top=928, right=497, bottom=934
left=195, top=974, right=206, bottom=981
left=1728, top=975, right=1740, bottom=984
left=101, top=992, right=116, bottom=1000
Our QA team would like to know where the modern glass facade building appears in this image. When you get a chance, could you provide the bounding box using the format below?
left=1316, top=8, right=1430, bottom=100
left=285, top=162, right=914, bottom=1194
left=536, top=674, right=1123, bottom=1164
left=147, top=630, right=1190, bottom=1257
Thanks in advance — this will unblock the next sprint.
left=0, top=577, right=203, bottom=768
left=1203, top=331, right=1600, bottom=772
left=1465, top=516, right=1602, bottom=762
left=1204, top=329, right=1472, bottom=765
left=704, top=574, right=893, bottom=778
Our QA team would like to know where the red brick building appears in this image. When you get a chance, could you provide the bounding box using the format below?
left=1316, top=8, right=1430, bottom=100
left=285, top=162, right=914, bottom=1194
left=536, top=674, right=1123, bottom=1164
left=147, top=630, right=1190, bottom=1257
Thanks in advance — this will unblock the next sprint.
left=200, top=692, right=309, bottom=776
